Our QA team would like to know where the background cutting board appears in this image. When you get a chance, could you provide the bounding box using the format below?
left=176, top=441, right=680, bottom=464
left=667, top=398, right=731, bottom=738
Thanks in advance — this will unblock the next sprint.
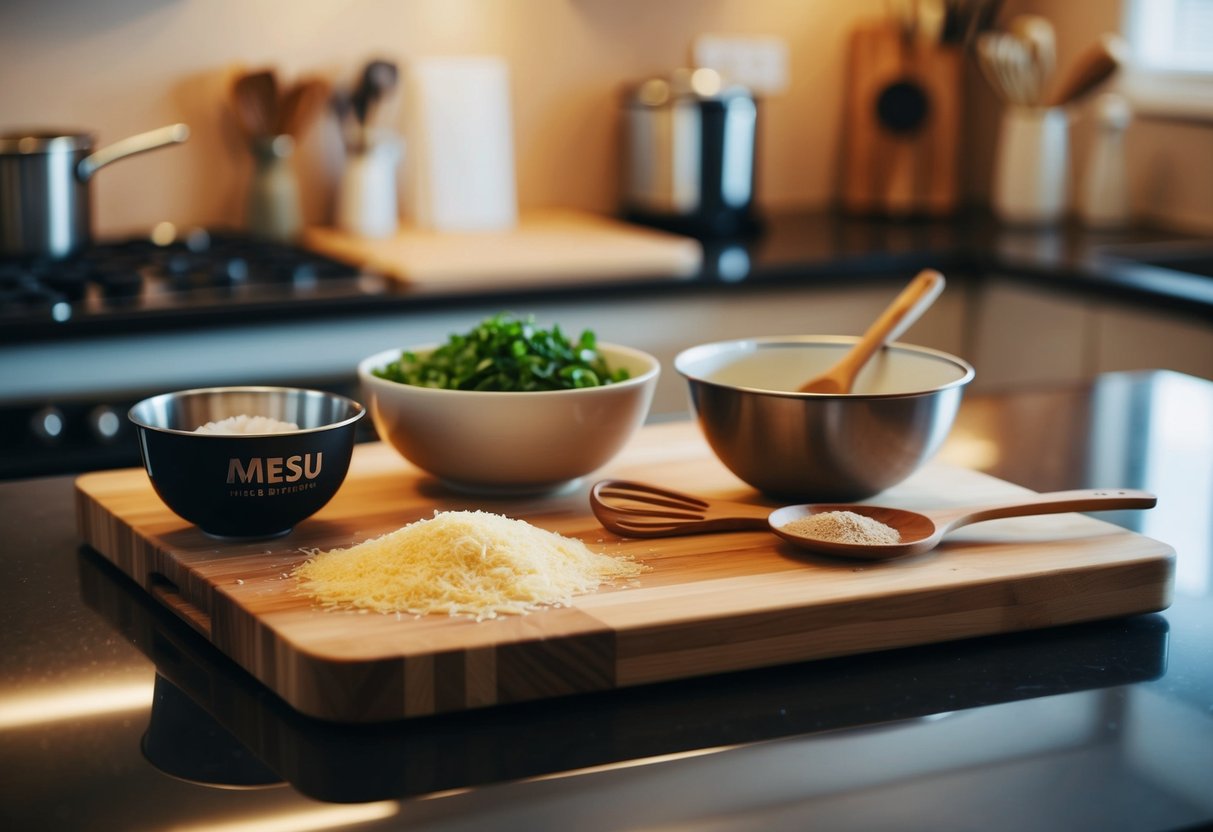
left=76, top=422, right=1174, bottom=723
left=841, top=19, right=962, bottom=217
left=303, top=208, right=703, bottom=291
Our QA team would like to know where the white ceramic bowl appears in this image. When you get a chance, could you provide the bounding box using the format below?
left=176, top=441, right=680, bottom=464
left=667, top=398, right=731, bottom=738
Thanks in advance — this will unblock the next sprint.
left=358, top=343, right=660, bottom=494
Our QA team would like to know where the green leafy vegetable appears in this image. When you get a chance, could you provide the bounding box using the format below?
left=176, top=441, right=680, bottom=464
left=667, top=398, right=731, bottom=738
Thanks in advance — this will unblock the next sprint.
left=373, top=313, right=631, bottom=391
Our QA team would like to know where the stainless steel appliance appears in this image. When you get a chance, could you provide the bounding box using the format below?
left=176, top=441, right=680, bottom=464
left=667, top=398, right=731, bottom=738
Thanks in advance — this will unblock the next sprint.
left=0, top=124, right=189, bottom=258
left=621, top=69, right=758, bottom=238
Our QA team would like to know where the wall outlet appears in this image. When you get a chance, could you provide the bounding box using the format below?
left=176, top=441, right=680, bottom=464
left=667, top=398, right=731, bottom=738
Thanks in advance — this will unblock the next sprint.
left=692, top=34, right=789, bottom=96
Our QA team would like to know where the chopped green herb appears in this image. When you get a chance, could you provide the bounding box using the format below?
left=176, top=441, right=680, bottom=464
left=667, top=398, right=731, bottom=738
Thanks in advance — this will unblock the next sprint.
left=373, top=313, right=631, bottom=391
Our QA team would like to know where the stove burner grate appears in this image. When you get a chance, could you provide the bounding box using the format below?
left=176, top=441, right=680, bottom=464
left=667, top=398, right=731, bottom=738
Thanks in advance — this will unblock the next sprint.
left=0, top=229, right=369, bottom=325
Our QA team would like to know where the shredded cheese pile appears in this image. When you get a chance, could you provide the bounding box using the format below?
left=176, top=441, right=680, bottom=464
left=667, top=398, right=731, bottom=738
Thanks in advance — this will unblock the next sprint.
left=292, top=510, right=645, bottom=621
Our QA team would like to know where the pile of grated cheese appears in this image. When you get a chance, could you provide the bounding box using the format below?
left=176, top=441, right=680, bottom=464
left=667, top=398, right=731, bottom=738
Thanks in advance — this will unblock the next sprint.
left=292, top=510, right=645, bottom=621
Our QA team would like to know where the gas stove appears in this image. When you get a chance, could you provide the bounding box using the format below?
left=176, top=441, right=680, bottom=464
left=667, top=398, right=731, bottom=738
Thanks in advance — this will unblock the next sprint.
left=0, top=229, right=402, bottom=479
left=0, top=228, right=388, bottom=340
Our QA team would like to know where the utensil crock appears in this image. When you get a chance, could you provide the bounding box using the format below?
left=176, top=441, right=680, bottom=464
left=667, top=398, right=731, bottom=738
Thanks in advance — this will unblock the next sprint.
left=991, top=106, right=1068, bottom=225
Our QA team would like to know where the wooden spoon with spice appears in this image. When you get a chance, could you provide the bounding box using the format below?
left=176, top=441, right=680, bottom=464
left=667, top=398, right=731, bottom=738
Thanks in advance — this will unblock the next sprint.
left=590, top=480, right=1157, bottom=560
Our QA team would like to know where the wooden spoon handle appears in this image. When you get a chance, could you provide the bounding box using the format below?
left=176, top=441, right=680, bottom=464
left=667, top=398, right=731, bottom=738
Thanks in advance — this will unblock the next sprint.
left=799, top=268, right=945, bottom=393
left=1045, top=34, right=1125, bottom=108
left=883, top=267, right=947, bottom=344
left=929, top=488, right=1157, bottom=533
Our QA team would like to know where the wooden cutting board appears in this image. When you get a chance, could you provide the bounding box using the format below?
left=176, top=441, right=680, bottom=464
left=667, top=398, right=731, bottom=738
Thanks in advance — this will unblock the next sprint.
left=75, top=422, right=1174, bottom=723
left=302, top=208, right=703, bottom=290
left=841, top=20, right=962, bottom=217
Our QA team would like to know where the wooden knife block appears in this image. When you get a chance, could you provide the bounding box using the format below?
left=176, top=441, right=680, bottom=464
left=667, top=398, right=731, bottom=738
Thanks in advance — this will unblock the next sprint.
left=841, top=21, right=962, bottom=218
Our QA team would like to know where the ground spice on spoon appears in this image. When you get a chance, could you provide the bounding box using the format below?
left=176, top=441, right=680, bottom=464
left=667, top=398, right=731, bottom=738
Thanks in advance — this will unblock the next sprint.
left=780, top=511, right=900, bottom=545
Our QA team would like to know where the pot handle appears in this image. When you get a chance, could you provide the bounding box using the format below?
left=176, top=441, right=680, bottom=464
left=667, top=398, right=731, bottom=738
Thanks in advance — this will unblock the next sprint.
left=76, top=123, right=190, bottom=181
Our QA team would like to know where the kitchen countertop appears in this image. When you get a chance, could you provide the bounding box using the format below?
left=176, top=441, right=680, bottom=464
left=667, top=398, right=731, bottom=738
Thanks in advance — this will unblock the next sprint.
left=706, top=210, right=1212, bottom=317
left=4, top=208, right=1210, bottom=347
left=2, top=369, right=1212, bottom=831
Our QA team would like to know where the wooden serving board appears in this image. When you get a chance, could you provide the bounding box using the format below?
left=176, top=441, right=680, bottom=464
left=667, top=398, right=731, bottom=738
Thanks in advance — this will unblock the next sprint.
left=303, top=208, right=703, bottom=291
left=75, top=422, right=1174, bottom=723
left=841, top=19, right=962, bottom=217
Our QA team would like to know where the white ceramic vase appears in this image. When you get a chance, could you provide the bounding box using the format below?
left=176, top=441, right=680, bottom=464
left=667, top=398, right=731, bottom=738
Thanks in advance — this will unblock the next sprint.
left=336, top=134, right=402, bottom=238
left=992, top=106, right=1069, bottom=226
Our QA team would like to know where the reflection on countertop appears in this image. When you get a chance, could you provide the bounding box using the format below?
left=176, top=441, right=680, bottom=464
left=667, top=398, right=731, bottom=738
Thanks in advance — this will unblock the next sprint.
left=944, top=370, right=1213, bottom=572
left=74, top=543, right=1170, bottom=804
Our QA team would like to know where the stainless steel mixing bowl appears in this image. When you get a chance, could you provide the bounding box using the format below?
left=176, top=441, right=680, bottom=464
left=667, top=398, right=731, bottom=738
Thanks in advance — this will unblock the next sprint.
left=674, top=336, right=975, bottom=501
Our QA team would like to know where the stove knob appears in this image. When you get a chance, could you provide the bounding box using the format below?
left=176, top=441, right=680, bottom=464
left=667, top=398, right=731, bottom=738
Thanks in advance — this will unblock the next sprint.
left=89, top=405, right=124, bottom=443
left=30, top=406, right=66, bottom=444
left=185, top=227, right=212, bottom=253
left=96, top=267, right=144, bottom=299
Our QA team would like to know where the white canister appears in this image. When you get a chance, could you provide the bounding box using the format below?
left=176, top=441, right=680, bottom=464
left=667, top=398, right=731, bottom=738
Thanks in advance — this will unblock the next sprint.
left=992, top=106, right=1069, bottom=226
left=247, top=135, right=303, bottom=242
left=336, top=134, right=402, bottom=239
left=1078, top=94, right=1132, bottom=229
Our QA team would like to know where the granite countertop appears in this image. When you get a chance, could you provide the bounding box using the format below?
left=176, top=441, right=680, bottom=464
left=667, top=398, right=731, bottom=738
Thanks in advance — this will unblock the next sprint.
left=3, top=370, right=1212, bottom=831
left=714, top=209, right=1213, bottom=315
left=3, top=209, right=1210, bottom=346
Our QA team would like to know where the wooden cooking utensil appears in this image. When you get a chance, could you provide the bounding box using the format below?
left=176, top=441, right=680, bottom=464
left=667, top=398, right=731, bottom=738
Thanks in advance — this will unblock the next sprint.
left=798, top=268, right=945, bottom=393
left=231, top=69, right=280, bottom=142
left=590, top=479, right=1158, bottom=560
left=277, top=78, right=331, bottom=139
left=1046, top=34, right=1126, bottom=108
left=591, top=479, right=775, bottom=537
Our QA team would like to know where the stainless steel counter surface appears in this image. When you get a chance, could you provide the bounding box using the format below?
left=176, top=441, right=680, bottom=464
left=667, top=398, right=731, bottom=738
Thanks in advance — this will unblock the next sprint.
left=2, top=370, right=1212, bottom=831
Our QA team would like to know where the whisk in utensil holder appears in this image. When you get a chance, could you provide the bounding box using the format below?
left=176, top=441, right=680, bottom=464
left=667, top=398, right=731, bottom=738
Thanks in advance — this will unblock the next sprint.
left=991, top=106, right=1069, bottom=226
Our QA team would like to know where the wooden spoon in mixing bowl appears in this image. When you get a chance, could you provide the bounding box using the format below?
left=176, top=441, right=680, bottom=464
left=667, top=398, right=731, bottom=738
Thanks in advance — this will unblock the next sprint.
left=798, top=268, right=945, bottom=394
left=590, top=479, right=1157, bottom=560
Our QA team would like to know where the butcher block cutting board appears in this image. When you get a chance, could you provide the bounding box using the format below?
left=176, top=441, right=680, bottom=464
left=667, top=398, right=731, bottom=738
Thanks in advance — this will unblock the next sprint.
left=302, top=208, right=703, bottom=291
left=841, top=19, right=962, bottom=217
left=75, top=422, right=1174, bottom=723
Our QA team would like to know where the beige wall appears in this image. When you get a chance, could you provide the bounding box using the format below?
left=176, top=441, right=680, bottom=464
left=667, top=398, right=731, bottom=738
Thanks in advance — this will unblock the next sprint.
left=1, top=0, right=885, bottom=237
left=2, top=0, right=1209, bottom=238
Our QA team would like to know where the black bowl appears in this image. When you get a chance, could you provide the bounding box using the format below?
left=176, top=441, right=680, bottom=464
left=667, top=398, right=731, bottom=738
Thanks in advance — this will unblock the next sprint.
left=128, top=387, right=365, bottom=538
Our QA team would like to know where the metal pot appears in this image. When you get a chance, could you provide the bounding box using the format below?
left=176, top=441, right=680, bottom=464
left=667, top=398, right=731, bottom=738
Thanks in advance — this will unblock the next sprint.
left=621, top=69, right=758, bottom=239
left=0, top=123, right=189, bottom=259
